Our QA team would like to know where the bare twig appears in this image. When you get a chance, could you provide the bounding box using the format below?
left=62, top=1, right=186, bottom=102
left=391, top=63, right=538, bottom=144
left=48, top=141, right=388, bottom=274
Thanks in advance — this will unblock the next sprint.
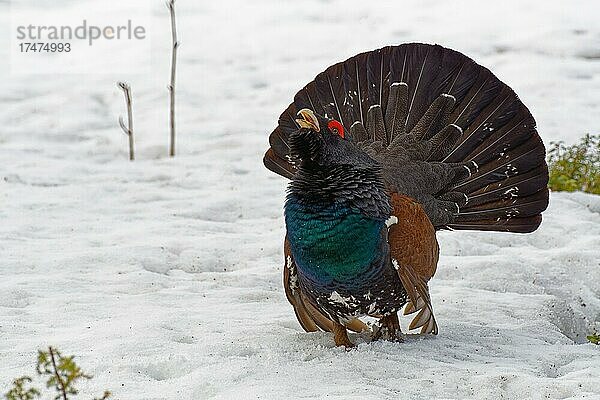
left=48, top=347, right=67, bottom=400
left=167, top=0, right=179, bottom=157
left=117, top=81, right=135, bottom=161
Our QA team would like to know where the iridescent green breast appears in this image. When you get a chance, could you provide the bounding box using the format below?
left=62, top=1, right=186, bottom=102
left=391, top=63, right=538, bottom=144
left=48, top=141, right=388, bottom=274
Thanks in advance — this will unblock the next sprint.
left=285, top=199, right=385, bottom=283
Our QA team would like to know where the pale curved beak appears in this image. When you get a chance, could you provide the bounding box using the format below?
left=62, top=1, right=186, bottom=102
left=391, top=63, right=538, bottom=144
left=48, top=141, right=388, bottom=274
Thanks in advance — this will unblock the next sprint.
left=295, top=108, right=320, bottom=132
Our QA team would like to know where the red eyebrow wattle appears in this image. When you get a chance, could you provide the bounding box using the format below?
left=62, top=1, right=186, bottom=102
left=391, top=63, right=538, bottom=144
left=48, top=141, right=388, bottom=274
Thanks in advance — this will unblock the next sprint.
left=327, top=120, right=344, bottom=138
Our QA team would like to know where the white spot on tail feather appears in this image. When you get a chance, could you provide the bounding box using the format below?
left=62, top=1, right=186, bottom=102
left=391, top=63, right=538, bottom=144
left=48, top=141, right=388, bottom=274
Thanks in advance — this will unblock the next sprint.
left=449, top=123, right=463, bottom=134
left=463, top=165, right=473, bottom=177
left=391, top=82, right=408, bottom=88
left=503, top=186, right=519, bottom=198
left=441, top=93, right=456, bottom=102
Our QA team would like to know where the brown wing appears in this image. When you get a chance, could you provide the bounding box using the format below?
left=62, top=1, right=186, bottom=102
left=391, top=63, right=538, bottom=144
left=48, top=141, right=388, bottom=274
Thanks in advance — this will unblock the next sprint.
left=283, top=237, right=368, bottom=333
left=388, top=193, right=440, bottom=334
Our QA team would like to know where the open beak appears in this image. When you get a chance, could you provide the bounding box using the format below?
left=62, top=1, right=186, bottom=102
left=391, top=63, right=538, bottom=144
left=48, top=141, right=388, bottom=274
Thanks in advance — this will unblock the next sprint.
left=295, top=109, right=320, bottom=132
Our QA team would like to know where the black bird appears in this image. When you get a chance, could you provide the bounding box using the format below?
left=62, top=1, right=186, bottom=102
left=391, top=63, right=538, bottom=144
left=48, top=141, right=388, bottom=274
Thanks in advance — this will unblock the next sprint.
left=264, top=43, right=549, bottom=347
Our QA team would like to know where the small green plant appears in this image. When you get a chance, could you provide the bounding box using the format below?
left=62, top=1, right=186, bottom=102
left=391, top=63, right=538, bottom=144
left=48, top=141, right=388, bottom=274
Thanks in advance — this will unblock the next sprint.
left=588, top=333, right=600, bottom=345
left=4, top=347, right=110, bottom=400
left=547, top=134, right=599, bottom=194
left=5, top=377, right=40, bottom=400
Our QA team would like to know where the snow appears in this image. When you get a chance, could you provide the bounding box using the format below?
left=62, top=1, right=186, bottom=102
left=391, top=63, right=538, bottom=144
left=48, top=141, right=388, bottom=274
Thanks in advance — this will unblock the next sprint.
left=1, top=0, right=599, bottom=399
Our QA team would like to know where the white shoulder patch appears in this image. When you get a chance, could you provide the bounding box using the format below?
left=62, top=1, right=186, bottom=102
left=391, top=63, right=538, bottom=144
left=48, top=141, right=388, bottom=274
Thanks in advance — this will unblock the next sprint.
left=385, top=215, right=398, bottom=228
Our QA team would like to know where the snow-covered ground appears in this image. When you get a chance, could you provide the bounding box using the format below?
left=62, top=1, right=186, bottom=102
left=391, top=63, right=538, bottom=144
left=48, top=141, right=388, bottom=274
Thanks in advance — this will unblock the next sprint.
left=1, top=0, right=599, bottom=399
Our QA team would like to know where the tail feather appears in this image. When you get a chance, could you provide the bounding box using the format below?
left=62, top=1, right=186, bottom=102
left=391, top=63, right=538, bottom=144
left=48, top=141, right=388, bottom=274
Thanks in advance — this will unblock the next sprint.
left=468, top=111, right=536, bottom=165
left=384, top=82, right=409, bottom=143
left=444, top=56, right=480, bottom=105
left=455, top=136, right=546, bottom=194
left=455, top=190, right=549, bottom=221
left=447, top=214, right=543, bottom=233
left=350, top=121, right=369, bottom=143
left=465, top=165, right=548, bottom=208
left=293, top=83, right=319, bottom=120
left=340, top=59, right=363, bottom=127
left=403, top=44, right=432, bottom=132
left=366, top=50, right=385, bottom=113
left=367, top=105, right=386, bottom=142
left=264, top=43, right=549, bottom=234
left=315, top=71, right=342, bottom=122
left=445, top=86, right=521, bottom=163
left=449, top=71, right=503, bottom=131
left=410, top=93, right=456, bottom=141
left=263, top=149, right=295, bottom=179
left=427, top=124, right=463, bottom=161
left=353, top=53, right=371, bottom=126
left=269, top=104, right=297, bottom=156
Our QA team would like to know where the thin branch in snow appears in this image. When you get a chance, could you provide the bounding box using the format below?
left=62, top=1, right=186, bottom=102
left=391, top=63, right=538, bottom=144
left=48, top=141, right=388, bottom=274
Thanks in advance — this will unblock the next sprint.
left=48, top=347, right=68, bottom=400
left=117, top=81, right=135, bottom=161
left=167, top=0, right=179, bottom=157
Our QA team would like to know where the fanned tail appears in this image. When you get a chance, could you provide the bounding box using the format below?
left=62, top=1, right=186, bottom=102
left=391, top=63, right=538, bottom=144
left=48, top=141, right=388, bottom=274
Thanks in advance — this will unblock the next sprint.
left=264, top=43, right=549, bottom=233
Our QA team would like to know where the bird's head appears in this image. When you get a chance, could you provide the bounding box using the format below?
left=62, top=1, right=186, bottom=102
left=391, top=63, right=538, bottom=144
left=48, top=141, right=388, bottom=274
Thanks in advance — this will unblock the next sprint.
left=287, top=109, right=391, bottom=218
left=290, top=109, right=376, bottom=168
